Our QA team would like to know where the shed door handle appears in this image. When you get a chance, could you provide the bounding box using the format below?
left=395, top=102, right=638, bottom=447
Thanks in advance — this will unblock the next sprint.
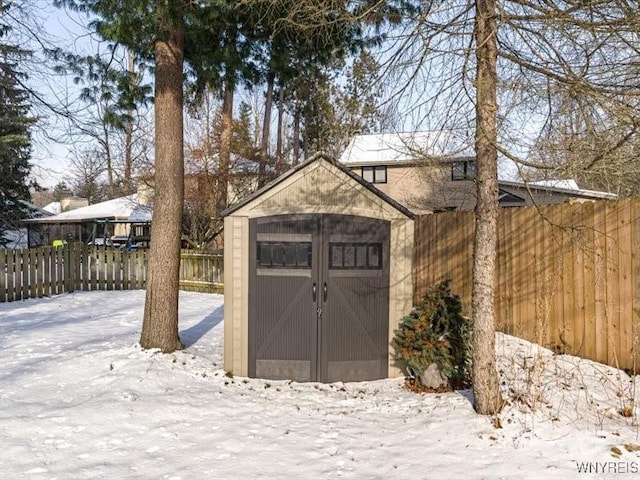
left=312, top=283, right=317, bottom=302
left=323, top=282, right=328, bottom=302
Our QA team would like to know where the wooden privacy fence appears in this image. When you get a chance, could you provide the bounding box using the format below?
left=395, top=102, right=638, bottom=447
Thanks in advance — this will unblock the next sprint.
left=0, top=244, right=224, bottom=303
left=179, top=250, right=224, bottom=293
left=414, top=198, right=640, bottom=372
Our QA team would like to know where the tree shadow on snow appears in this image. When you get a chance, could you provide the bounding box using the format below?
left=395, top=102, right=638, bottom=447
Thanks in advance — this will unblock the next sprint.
left=457, top=388, right=474, bottom=407
left=180, top=305, right=224, bottom=348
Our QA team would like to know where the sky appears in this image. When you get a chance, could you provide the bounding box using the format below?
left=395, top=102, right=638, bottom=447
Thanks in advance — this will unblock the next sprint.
left=23, top=1, right=101, bottom=188
left=1, top=288, right=640, bottom=479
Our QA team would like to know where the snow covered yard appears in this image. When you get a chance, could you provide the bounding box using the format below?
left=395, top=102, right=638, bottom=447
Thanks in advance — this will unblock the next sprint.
left=1, top=290, right=639, bottom=480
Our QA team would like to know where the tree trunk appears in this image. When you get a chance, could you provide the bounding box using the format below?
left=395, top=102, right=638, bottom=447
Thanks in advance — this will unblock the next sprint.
left=103, top=124, right=114, bottom=193
left=275, top=87, right=285, bottom=173
left=259, top=72, right=274, bottom=187
left=124, top=49, right=135, bottom=192
left=472, top=0, right=503, bottom=415
left=218, top=77, right=233, bottom=214
left=140, top=9, right=184, bottom=353
left=292, top=98, right=301, bottom=166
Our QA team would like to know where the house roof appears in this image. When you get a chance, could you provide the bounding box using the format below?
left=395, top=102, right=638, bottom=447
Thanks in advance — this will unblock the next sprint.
left=23, top=194, right=152, bottom=224
left=42, top=201, right=61, bottom=214
left=500, top=180, right=617, bottom=200
left=222, top=153, right=416, bottom=219
left=340, top=132, right=616, bottom=200
left=339, top=131, right=474, bottom=166
left=17, top=199, right=54, bottom=219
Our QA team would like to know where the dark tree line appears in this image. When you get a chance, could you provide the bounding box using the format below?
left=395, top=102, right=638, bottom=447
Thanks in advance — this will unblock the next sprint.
left=0, top=1, right=36, bottom=246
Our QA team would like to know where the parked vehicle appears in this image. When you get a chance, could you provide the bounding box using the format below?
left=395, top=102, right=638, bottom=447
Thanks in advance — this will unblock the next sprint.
left=87, top=237, right=113, bottom=247
left=111, top=235, right=143, bottom=252
left=110, top=235, right=129, bottom=248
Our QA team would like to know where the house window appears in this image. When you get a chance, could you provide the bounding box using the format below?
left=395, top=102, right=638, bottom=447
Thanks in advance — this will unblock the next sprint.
left=329, top=243, right=382, bottom=270
left=362, top=166, right=387, bottom=184
left=451, top=161, right=476, bottom=181
left=257, top=242, right=312, bottom=268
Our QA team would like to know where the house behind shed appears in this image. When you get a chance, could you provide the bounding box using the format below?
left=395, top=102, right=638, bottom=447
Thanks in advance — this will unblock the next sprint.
left=223, top=154, right=414, bottom=383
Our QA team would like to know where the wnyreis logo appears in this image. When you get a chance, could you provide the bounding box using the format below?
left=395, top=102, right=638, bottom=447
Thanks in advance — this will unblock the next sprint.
left=576, top=461, right=640, bottom=474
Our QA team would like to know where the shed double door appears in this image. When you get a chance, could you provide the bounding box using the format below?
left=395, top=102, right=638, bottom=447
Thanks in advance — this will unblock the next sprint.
left=249, top=214, right=390, bottom=383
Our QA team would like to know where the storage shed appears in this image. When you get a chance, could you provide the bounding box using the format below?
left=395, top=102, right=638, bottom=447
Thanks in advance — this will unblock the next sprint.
left=223, top=154, right=415, bottom=383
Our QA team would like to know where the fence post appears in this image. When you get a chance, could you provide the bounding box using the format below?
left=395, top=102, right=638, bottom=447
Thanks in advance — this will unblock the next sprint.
left=0, top=249, right=6, bottom=302
left=64, top=244, right=75, bottom=293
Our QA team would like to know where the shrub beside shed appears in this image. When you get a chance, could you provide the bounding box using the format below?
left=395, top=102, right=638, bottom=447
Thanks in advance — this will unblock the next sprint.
left=223, top=154, right=415, bottom=382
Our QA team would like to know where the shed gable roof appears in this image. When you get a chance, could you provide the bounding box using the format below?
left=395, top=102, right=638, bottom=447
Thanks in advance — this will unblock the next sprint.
left=223, top=154, right=414, bottom=220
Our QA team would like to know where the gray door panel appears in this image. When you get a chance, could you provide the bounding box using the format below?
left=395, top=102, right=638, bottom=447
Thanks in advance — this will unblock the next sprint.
left=320, top=216, right=390, bottom=382
left=249, top=214, right=390, bottom=383
left=249, top=216, right=318, bottom=382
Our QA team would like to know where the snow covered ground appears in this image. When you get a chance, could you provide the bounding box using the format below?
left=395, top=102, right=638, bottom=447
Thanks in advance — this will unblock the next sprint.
left=1, top=290, right=639, bottom=479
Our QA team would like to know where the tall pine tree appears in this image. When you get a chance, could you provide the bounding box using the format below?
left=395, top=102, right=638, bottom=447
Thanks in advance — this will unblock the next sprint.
left=57, top=0, right=190, bottom=351
left=0, top=1, right=35, bottom=246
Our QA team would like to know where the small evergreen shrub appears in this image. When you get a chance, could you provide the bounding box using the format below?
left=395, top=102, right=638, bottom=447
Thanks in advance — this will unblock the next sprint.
left=392, top=280, right=472, bottom=389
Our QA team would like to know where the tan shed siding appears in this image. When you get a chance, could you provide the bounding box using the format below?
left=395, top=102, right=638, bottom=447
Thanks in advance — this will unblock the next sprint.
left=223, top=216, right=234, bottom=372
left=247, top=162, right=407, bottom=222
left=223, top=215, right=249, bottom=376
left=240, top=216, right=249, bottom=376
left=258, top=163, right=374, bottom=213
left=388, top=218, right=414, bottom=377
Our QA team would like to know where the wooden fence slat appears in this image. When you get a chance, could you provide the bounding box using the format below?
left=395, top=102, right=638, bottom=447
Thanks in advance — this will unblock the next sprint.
left=593, top=201, right=608, bottom=364
left=505, top=208, right=516, bottom=335
left=0, top=249, right=6, bottom=302
left=581, top=202, right=597, bottom=362
left=36, top=248, right=43, bottom=297
left=114, top=248, right=122, bottom=290
left=130, top=251, right=137, bottom=289
left=617, top=199, right=633, bottom=370
left=605, top=201, right=620, bottom=367
left=463, top=212, right=473, bottom=311
left=7, top=250, right=15, bottom=302
left=79, top=243, right=86, bottom=291
left=537, top=205, right=551, bottom=346
left=123, top=250, right=130, bottom=290
left=105, top=248, right=113, bottom=291
left=560, top=203, right=575, bottom=355
left=20, top=249, right=28, bottom=300
left=632, top=200, right=640, bottom=370
left=41, top=247, right=49, bottom=297
left=72, top=243, right=80, bottom=292
left=571, top=203, right=586, bottom=357
left=549, top=205, right=561, bottom=353
left=522, top=206, right=538, bottom=342
left=90, top=247, right=97, bottom=291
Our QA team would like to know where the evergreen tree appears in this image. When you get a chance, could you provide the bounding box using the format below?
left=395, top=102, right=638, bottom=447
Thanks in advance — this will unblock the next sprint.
left=52, top=181, right=73, bottom=202
left=0, top=1, right=35, bottom=245
left=298, top=51, right=386, bottom=159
